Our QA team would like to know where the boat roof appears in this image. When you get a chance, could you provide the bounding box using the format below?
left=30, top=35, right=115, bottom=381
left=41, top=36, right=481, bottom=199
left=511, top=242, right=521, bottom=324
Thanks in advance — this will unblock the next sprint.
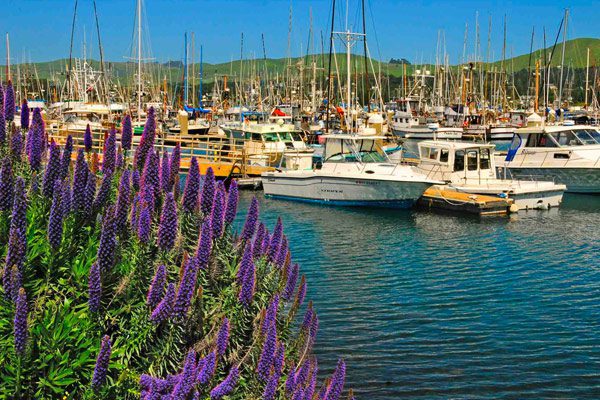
left=320, top=134, right=388, bottom=140
left=516, top=124, right=600, bottom=134
left=418, top=140, right=495, bottom=150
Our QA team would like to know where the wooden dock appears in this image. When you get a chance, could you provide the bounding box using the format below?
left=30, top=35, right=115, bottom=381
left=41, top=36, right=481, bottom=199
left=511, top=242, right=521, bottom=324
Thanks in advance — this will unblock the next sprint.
left=418, top=185, right=512, bottom=216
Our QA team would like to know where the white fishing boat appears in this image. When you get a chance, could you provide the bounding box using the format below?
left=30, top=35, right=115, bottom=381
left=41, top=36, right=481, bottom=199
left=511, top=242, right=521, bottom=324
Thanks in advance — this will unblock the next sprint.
left=415, top=140, right=566, bottom=210
left=220, top=114, right=312, bottom=166
left=390, top=110, right=463, bottom=140
left=262, top=134, right=442, bottom=208
left=497, top=116, right=600, bottom=193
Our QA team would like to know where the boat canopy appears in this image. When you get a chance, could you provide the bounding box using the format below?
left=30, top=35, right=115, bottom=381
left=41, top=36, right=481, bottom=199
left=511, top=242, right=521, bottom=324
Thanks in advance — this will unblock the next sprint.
left=184, top=105, right=211, bottom=114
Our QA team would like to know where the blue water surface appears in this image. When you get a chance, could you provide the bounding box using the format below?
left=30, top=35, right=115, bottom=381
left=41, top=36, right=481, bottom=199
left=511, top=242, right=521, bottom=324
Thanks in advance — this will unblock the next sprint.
left=238, top=193, right=600, bottom=399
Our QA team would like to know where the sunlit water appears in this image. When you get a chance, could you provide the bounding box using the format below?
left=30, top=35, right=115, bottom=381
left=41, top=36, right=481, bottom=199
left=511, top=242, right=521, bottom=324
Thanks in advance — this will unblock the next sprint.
left=237, top=193, right=600, bottom=399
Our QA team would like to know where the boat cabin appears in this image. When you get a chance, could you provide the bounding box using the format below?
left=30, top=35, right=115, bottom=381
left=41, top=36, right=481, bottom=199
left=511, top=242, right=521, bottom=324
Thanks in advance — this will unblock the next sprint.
left=322, top=135, right=389, bottom=164
left=513, top=125, right=600, bottom=149
left=417, top=140, right=496, bottom=182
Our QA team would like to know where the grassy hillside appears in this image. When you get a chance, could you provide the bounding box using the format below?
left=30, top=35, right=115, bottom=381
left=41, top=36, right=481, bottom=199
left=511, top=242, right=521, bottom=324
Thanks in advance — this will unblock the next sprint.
left=2, top=37, right=598, bottom=85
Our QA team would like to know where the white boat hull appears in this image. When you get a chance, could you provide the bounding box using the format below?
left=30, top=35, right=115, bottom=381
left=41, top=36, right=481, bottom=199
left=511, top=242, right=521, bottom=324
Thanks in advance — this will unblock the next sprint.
left=262, top=172, right=432, bottom=208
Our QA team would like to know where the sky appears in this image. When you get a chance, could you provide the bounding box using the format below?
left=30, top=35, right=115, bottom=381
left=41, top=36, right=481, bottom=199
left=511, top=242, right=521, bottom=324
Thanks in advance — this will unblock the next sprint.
left=1, top=0, right=599, bottom=65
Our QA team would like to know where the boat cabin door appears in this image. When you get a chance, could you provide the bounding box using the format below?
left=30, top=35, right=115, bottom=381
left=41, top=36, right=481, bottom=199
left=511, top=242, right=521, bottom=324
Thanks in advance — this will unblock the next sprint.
left=451, top=147, right=494, bottom=182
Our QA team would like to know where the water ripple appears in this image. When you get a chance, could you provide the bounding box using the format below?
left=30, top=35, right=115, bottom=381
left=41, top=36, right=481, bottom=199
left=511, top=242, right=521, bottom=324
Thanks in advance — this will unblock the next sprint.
left=238, top=193, right=600, bottom=399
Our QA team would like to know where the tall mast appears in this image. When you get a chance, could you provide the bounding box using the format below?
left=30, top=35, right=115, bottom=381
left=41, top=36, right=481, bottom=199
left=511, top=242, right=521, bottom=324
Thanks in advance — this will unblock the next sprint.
left=361, top=0, right=369, bottom=111
left=67, top=0, right=78, bottom=99
left=5, top=33, right=10, bottom=82
left=199, top=45, right=204, bottom=108
left=558, top=8, right=568, bottom=108
left=184, top=32, right=188, bottom=106
left=325, top=0, right=336, bottom=133
left=585, top=47, right=590, bottom=108
left=137, top=0, right=142, bottom=121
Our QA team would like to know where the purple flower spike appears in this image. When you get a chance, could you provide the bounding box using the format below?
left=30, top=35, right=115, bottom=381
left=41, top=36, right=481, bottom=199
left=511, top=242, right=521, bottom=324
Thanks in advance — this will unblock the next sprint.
left=88, top=263, right=102, bottom=313
left=0, top=157, right=14, bottom=212
left=200, top=167, right=215, bottom=216
left=197, top=351, right=217, bottom=385
left=209, top=365, right=239, bottom=400
left=325, top=359, right=346, bottom=400
left=257, top=323, right=277, bottom=381
left=295, top=276, right=307, bottom=307
left=273, top=342, right=285, bottom=376
left=20, top=100, right=29, bottom=130
left=96, top=208, right=117, bottom=272
left=140, top=150, right=159, bottom=200
left=42, top=141, right=61, bottom=198
left=84, top=124, right=93, bottom=153
left=151, top=282, right=175, bottom=324
left=4, top=81, right=15, bottom=121
left=160, top=151, right=170, bottom=193
left=0, top=106, right=6, bottom=145
left=59, top=135, right=74, bottom=180
left=14, top=287, right=28, bottom=355
left=295, top=360, right=310, bottom=389
left=224, top=180, right=238, bottom=225
left=132, top=169, right=140, bottom=192
left=174, top=257, right=199, bottom=319
left=236, top=242, right=253, bottom=284
left=275, top=235, right=288, bottom=269
left=261, top=295, right=280, bottom=336
left=147, top=264, right=167, bottom=309
left=157, top=192, right=178, bottom=251
left=121, top=115, right=132, bottom=151
left=102, top=128, right=117, bottom=176
left=268, top=218, right=283, bottom=263
left=262, top=369, right=281, bottom=400
left=238, top=250, right=255, bottom=307
left=92, top=335, right=112, bottom=390
left=196, top=219, right=212, bottom=270
left=27, top=107, right=45, bottom=171
left=283, top=263, right=299, bottom=301
left=171, top=351, right=197, bottom=400
left=93, top=173, right=113, bottom=213
left=169, top=143, right=181, bottom=192
left=211, top=184, right=225, bottom=238
left=137, top=202, right=152, bottom=243
left=47, top=180, right=64, bottom=250
left=182, top=157, right=200, bottom=213
left=215, top=317, right=230, bottom=357
left=134, top=107, right=156, bottom=170
left=3, top=178, right=27, bottom=299
left=285, top=369, right=296, bottom=396
left=114, top=170, right=131, bottom=231
left=240, top=197, right=259, bottom=242
left=252, top=223, right=266, bottom=260
left=72, top=149, right=88, bottom=213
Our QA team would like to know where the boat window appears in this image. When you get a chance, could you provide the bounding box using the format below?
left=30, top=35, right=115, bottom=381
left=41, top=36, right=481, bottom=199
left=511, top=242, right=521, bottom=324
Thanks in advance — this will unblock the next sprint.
left=454, top=150, right=465, bottom=171
left=586, top=129, right=600, bottom=143
left=279, top=132, right=293, bottom=142
left=440, top=149, right=449, bottom=163
left=537, top=134, right=557, bottom=147
left=526, top=133, right=538, bottom=147
left=357, top=139, right=387, bottom=163
left=291, top=132, right=303, bottom=141
left=428, top=148, right=440, bottom=160
left=263, top=132, right=280, bottom=142
left=573, top=129, right=597, bottom=145
left=480, top=148, right=490, bottom=170
left=467, top=150, right=478, bottom=171
left=251, top=133, right=262, bottom=141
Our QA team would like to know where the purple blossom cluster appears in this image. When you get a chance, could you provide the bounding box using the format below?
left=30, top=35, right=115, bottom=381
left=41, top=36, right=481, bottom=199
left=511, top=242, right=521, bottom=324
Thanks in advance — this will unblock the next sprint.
left=134, top=106, right=156, bottom=170
left=182, top=157, right=200, bottom=213
left=92, top=335, right=112, bottom=390
left=200, top=167, right=215, bottom=216
left=121, top=115, right=132, bottom=151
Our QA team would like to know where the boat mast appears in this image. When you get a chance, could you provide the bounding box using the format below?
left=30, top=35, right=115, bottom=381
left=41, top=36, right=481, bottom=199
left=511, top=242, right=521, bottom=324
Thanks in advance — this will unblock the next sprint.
left=585, top=47, right=590, bottom=109
left=199, top=44, right=203, bottom=108
left=557, top=8, right=568, bottom=109
left=325, top=0, right=336, bottom=133
left=5, top=33, right=10, bottom=82
left=137, top=0, right=142, bottom=122
left=361, top=0, right=369, bottom=112
left=184, top=32, right=188, bottom=106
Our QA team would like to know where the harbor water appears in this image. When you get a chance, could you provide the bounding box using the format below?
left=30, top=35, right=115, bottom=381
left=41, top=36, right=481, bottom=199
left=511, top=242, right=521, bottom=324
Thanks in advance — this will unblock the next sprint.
left=238, top=192, right=600, bottom=399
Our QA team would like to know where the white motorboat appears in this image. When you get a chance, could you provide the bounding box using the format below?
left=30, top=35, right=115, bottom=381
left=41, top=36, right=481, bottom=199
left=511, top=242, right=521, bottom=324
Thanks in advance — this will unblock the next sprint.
left=496, top=116, right=600, bottom=193
left=415, top=140, right=566, bottom=210
left=261, top=134, right=442, bottom=208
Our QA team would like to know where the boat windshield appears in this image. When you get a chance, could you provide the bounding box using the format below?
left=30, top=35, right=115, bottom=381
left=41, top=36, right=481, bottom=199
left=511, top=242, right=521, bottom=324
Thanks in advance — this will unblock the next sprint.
left=263, top=132, right=280, bottom=142
left=573, top=129, right=600, bottom=145
left=278, top=132, right=293, bottom=142
left=291, top=132, right=304, bottom=142
left=324, top=138, right=388, bottom=163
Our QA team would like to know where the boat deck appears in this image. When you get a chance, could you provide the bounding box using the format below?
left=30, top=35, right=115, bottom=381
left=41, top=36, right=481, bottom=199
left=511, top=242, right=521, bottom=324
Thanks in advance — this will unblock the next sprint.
left=418, top=185, right=512, bottom=216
